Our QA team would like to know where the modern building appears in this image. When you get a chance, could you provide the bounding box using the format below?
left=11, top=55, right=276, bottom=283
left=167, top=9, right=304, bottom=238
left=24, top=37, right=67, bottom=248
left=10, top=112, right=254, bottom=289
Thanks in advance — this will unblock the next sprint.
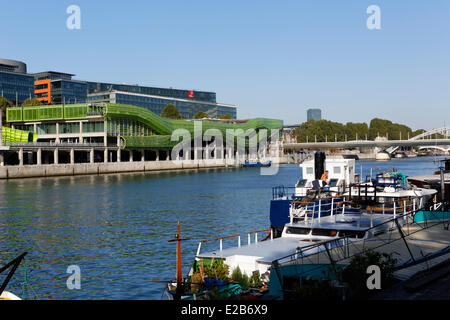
left=86, top=82, right=237, bottom=119
left=4, top=103, right=281, bottom=165
left=307, top=108, right=322, bottom=121
left=87, top=89, right=236, bottom=119
left=0, top=59, right=35, bottom=105
left=1, top=58, right=238, bottom=120
left=33, top=71, right=88, bottom=105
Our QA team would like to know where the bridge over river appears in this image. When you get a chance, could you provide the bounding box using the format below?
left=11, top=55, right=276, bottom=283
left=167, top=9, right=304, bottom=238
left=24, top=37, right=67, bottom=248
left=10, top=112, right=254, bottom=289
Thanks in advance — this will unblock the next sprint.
left=283, top=126, right=450, bottom=153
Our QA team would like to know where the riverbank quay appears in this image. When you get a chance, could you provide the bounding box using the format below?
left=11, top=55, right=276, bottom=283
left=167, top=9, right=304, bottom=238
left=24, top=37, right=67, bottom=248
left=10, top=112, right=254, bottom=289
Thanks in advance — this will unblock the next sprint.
left=0, top=156, right=288, bottom=179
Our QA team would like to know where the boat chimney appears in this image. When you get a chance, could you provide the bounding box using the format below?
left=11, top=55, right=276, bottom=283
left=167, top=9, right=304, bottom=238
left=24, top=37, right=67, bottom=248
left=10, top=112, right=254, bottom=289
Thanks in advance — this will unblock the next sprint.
left=314, top=152, right=326, bottom=180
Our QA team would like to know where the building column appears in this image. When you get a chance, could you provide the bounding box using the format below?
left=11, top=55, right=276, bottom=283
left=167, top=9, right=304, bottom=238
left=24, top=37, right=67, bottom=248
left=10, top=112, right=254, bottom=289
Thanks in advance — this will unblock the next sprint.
left=155, top=150, right=159, bottom=161
left=0, top=152, right=4, bottom=166
left=18, top=148, right=23, bottom=166
left=166, top=150, right=170, bottom=161
left=37, top=148, right=42, bottom=165
left=70, top=148, right=75, bottom=164
left=117, top=149, right=121, bottom=162
left=194, top=146, right=198, bottom=161
left=54, top=149, right=59, bottom=164
left=104, top=149, right=108, bottom=163
left=129, top=150, right=133, bottom=162
left=55, top=123, right=60, bottom=143
left=205, top=145, right=209, bottom=160
left=90, top=148, right=94, bottom=164
left=141, top=150, right=145, bottom=162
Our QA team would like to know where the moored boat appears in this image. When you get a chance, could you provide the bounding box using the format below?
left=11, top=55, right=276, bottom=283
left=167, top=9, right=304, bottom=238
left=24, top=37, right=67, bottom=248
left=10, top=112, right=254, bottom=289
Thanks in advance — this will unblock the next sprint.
left=243, top=160, right=272, bottom=168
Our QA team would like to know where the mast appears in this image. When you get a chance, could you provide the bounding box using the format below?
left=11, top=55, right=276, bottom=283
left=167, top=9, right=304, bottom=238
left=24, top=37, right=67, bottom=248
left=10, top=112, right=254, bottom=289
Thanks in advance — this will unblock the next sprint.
left=168, top=221, right=189, bottom=299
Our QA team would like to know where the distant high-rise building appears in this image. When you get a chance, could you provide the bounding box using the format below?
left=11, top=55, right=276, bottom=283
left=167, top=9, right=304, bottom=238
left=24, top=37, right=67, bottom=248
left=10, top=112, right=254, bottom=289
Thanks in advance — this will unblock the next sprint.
left=307, top=108, right=322, bottom=121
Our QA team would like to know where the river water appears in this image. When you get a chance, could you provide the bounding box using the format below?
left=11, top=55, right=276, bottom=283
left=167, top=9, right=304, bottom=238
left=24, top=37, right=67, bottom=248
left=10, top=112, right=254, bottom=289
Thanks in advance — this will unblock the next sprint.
left=0, top=156, right=445, bottom=299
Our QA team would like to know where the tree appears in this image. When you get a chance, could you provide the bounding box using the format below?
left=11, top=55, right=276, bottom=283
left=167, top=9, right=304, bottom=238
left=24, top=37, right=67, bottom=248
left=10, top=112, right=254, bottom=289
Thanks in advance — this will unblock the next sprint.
left=292, top=118, right=422, bottom=142
left=194, top=111, right=209, bottom=119
left=0, top=97, right=13, bottom=126
left=338, top=249, right=397, bottom=299
left=22, top=98, right=43, bottom=107
left=161, top=104, right=184, bottom=119
left=218, top=113, right=231, bottom=120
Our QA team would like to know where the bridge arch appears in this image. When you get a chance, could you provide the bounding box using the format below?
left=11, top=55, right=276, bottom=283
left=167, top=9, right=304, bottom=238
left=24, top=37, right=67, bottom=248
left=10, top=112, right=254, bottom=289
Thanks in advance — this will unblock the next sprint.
left=387, top=126, right=450, bottom=154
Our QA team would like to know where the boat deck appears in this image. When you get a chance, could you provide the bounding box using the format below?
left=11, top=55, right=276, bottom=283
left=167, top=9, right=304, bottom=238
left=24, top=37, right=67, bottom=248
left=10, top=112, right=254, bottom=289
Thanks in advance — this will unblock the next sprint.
left=197, top=213, right=396, bottom=264
left=197, top=237, right=318, bottom=265
left=279, top=220, right=450, bottom=281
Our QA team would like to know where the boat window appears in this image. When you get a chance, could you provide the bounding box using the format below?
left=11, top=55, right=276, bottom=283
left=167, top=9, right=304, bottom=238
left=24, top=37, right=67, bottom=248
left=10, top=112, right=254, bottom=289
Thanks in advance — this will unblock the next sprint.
left=333, top=166, right=341, bottom=174
left=338, top=230, right=366, bottom=239
left=296, top=179, right=307, bottom=187
left=306, top=167, right=313, bottom=175
left=285, top=227, right=311, bottom=235
left=311, top=229, right=338, bottom=237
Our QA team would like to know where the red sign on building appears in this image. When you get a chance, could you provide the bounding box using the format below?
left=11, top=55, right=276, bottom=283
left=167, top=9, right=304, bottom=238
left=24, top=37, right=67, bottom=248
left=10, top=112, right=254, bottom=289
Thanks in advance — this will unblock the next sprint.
left=188, top=90, right=194, bottom=98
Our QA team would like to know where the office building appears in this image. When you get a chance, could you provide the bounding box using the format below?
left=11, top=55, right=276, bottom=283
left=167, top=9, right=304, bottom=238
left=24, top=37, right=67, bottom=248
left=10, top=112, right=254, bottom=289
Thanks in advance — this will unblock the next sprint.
left=307, top=108, right=322, bottom=121
left=0, top=59, right=35, bottom=104
left=1, top=58, right=237, bottom=119
left=33, top=71, right=88, bottom=105
left=86, top=82, right=237, bottom=119
left=87, top=89, right=236, bottom=119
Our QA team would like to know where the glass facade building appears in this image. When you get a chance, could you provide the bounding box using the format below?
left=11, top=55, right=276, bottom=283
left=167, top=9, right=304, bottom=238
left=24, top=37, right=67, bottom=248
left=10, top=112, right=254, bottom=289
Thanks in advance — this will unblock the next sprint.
left=87, top=82, right=216, bottom=103
left=307, top=108, right=322, bottom=121
left=87, top=91, right=237, bottom=119
left=32, top=72, right=88, bottom=105
left=0, top=71, right=35, bottom=104
left=50, top=80, right=88, bottom=104
left=0, top=59, right=237, bottom=118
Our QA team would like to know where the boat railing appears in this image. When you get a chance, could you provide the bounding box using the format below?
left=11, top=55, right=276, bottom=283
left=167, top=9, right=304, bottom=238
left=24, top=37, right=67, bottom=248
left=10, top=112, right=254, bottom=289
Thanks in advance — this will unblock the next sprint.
left=289, top=197, right=423, bottom=224
left=270, top=206, right=450, bottom=295
left=196, top=228, right=273, bottom=257
left=289, top=198, right=353, bottom=223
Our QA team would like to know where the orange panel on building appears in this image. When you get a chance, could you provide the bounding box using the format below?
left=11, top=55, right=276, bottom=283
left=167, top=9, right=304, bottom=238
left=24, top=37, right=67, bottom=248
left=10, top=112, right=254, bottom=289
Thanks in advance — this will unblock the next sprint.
left=34, top=79, right=51, bottom=104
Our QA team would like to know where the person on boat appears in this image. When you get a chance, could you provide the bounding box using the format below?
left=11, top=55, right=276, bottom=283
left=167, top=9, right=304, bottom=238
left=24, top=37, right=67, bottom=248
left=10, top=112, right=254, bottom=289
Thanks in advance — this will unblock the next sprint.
left=320, top=170, right=329, bottom=184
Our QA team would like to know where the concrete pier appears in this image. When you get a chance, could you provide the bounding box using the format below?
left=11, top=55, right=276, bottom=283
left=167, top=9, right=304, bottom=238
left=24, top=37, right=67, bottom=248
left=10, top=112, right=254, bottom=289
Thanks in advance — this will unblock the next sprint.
left=0, top=155, right=287, bottom=179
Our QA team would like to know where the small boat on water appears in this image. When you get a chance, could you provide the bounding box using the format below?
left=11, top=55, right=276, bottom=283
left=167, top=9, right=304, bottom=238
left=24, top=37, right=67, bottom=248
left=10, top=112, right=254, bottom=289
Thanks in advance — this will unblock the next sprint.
left=243, top=160, right=272, bottom=168
left=376, top=151, right=391, bottom=161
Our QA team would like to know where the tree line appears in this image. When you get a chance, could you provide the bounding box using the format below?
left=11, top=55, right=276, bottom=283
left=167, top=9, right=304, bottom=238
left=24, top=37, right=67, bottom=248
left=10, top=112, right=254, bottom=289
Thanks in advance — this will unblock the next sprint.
left=292, top=118, right=427, bottom=142
left=160, top=103, right=232, bottom=120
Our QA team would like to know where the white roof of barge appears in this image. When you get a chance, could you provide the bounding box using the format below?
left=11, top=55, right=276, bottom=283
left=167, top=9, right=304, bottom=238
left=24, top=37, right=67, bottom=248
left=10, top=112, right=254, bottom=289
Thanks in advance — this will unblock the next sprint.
left=197, top=237, right=318, bottom=264
left=197, top=213, right=394, bottom=264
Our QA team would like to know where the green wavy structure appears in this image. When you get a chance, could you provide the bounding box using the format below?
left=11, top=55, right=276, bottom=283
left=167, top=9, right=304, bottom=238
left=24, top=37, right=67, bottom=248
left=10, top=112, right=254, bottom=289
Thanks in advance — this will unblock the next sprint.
left=6, top=103, right=283, bottom=148
left=1, top=126, right=37, bottom=143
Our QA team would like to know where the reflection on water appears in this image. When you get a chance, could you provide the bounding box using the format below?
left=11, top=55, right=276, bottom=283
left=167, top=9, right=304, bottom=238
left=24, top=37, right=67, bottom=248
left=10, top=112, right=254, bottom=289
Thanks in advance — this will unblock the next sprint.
left=0, top=157, right=444, bottom=299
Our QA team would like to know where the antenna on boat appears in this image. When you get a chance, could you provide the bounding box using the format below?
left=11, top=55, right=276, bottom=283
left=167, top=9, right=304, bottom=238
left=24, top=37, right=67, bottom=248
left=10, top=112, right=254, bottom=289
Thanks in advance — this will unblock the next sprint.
left=168, top=221, right=190, bottom=300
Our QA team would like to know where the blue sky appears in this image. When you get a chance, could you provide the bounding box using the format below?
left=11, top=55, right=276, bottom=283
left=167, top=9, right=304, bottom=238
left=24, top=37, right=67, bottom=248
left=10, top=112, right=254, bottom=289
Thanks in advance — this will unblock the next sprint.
left=2, top=1, right=449, bottom=129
